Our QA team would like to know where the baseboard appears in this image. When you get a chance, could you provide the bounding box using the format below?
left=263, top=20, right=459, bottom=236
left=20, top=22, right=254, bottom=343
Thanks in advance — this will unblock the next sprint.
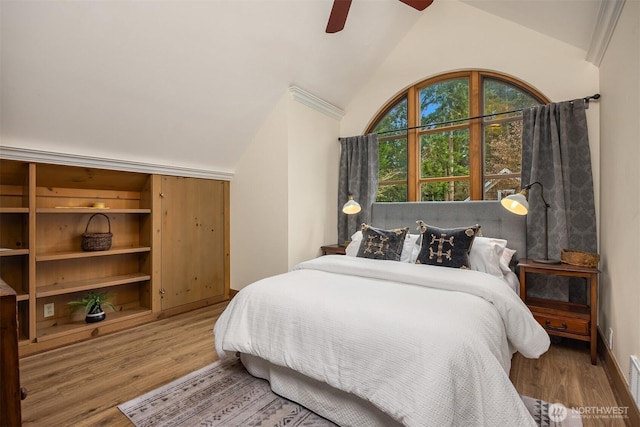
left=157, top=295, right=229, bottom=320
left=597, top=327, right=640, bottom=427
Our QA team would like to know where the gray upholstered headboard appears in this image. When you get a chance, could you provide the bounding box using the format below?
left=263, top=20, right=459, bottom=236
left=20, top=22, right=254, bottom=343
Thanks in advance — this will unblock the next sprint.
left=370, top=201, right=527, bottom=262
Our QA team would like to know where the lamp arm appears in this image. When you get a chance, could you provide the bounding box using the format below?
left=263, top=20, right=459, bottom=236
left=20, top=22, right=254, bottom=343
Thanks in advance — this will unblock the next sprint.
left=524, top=181, right=550, bottom=208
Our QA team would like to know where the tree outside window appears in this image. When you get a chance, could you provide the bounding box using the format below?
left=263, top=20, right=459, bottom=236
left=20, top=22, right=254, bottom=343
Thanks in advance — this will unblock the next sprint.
left=370, top=71, right=547, bottom=202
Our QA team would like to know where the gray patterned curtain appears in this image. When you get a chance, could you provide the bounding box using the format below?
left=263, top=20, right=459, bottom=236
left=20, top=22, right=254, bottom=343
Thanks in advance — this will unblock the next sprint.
left=521, top=100, right=597, bottom=302
left=338, top=134, right=379, bottom=244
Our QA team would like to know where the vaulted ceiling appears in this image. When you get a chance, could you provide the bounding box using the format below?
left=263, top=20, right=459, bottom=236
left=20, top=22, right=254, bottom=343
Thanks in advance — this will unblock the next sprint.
left=462, top=0, right=603, bottom=53
left=0, top=0, right=605, bottom=174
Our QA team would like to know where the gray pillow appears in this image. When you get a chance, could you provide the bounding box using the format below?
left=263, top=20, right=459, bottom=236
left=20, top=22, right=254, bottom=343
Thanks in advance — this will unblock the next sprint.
left=415, top=221, right=480, bottom=269
left=356, top=224, right=409, bottom=261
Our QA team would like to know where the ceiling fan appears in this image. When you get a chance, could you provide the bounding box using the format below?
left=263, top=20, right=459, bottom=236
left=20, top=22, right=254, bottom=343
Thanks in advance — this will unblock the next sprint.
left=326, top=0, right=434, bottom=33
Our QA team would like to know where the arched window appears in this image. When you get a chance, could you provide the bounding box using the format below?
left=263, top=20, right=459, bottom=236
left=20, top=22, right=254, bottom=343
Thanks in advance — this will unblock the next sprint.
left=368, top=70, right=549, bottom=202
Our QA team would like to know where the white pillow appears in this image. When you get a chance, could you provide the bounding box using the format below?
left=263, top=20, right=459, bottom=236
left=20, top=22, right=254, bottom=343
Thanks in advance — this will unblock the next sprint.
left=401, top=234, right=421, bottom=263
left=469, top=236, right=508, bottom=278
left=500, top=247, right=517, bottom=275
left=345, top=230, right=362, bottom=257
left=345, top=230, right=420, bottom=262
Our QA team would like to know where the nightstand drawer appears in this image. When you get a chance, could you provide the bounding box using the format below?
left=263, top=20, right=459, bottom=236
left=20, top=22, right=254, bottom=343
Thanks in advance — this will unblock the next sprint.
left=532, top=313, right=590, bottom=336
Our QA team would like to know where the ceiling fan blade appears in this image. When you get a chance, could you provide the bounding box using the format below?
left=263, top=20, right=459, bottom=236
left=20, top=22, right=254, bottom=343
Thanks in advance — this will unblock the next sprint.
left=398, top=0, right=434, bottom=11
left=326, top=0, right=352, bottom=33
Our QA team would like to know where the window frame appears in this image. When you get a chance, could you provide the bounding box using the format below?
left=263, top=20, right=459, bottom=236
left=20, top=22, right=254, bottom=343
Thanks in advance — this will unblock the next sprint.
left=368, top=70, right=549, bottom=202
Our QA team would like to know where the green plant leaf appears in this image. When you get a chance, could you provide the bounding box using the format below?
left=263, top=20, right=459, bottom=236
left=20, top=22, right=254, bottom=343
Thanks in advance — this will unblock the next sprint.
left=67, top=292, right=116, bottom=314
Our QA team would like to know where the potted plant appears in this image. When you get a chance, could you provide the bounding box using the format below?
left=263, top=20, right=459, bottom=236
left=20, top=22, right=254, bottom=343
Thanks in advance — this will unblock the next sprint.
left=68, top=291, right=116, bottom=323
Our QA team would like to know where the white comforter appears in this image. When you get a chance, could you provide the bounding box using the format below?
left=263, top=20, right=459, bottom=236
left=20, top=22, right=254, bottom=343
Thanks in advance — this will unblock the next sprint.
left=214, top=255, right=550, bottom=427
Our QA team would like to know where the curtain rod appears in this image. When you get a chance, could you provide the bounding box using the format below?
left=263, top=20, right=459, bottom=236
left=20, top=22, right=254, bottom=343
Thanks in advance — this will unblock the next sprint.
left=376, top=93, right=600, bottom=136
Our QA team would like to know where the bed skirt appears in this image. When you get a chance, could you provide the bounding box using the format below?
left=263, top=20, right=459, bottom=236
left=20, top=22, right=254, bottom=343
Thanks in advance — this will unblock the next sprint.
left=240, top=353, right=402, bottom=427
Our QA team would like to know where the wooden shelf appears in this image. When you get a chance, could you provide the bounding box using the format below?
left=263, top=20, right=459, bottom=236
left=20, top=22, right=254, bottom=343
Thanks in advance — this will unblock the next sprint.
left=36, top=307, right=152, bottom=342
left=526, top=297, right=590, bottom=318
left=0, top=207, right=29, bottom=214
left=0, top=249, right=29, bottom=257
left=518, top=258, right=599, bottom=274
left=37, top=273, right=151, bottom=298
left=36, top=246, right=151, bottom=262
left=16, top=293, right=29, bottom=302
left=37, top=208, right=151, bottom=214
left=24, top=164, right=157, bottom=353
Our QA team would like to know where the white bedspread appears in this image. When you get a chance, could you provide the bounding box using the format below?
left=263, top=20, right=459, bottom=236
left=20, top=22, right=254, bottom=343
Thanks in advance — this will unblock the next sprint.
left=214, top=255, right=549, bottom=427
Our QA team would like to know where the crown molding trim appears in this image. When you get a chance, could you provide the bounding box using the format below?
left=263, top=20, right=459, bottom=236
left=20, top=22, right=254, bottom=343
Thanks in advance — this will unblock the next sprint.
left=586, top=0, right=625, bottom=66
left=288, top=86, right=345, bottom=120
left=0, top=146, right=234, bottom=180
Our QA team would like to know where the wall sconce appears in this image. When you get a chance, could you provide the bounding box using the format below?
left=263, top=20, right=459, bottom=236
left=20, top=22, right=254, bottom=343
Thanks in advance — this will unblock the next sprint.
left=342, top=194, right=361, bottom=215
left=501, top=181, right=560, bottom=264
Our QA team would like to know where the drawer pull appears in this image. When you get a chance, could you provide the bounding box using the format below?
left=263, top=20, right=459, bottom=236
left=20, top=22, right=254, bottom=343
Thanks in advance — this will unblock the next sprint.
left=545, top=319, right=568, bottom=331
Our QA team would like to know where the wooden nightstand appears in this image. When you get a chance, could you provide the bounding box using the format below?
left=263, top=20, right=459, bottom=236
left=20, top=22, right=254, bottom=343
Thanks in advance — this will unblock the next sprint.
left=518, top=259, right=598, bottom=365
left=321, top=244, right=347, bottom=256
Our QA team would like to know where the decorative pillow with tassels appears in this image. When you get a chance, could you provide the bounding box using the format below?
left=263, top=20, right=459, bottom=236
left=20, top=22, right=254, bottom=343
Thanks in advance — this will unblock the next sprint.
left=356, top=224, right=409, bottom=261
left=415, top=221, right=480, bottom=269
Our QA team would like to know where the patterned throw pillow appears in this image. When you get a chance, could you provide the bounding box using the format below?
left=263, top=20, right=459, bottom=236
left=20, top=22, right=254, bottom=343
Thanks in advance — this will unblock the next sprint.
left=415, top=221, right=480, bottom=269
left=356, top=224, right=409, bottom=261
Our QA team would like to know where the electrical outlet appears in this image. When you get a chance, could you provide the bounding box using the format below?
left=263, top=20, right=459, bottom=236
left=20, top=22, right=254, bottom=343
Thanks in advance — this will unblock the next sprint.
left=608, top=327, right=614, bottom=350
left=44, top=303, right=55, bottom=318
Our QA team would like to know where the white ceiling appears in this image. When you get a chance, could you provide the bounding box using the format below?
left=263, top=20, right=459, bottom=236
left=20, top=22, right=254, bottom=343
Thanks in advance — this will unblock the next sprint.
left=461, top=0, right=604, bottom=52
left=0, top=0, right=606, bottom=174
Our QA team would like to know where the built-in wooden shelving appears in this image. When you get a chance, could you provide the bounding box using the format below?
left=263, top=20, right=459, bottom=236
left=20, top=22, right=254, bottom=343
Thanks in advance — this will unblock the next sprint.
left=1, top=158, right=230, bottom=357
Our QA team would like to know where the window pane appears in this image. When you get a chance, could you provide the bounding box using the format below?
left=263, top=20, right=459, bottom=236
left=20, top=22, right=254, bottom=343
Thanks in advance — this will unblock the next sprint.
left=378, top=184, right=408, bottom=202
left=379, top=138, right=407, bottom=183
left=484, top=177, right=522, bottom=201
left=484, top=120, right=522, bottom=176
left=373, top=97, right=408, bottom=202
left=420, top=79, right=469, bottom=130
left=483, top=78, right=541, bottom=200
left=421, top=181, right=469, bottom=201
left=420, top=130, right=469, bottom=178
left=483, top=79, right=538, bottom=120
left=373, top=97, right=407, bottom=135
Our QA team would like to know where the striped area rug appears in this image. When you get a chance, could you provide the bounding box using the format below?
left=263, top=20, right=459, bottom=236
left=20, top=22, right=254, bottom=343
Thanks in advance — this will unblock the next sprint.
left=521, top=395, right=583, bottom=427
left=119, top=357, right=336, bottom=427
left=119, top=357, right=582, bottom=427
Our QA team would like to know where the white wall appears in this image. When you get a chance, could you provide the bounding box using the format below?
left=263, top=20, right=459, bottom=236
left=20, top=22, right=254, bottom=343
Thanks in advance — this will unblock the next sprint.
left=230, top=94, right=290, bottom=290
left=287, top=98, right=341, bottom=270
left=231, top=91, right=341, bottom=290
left=599, top=0, right=640, bottom=388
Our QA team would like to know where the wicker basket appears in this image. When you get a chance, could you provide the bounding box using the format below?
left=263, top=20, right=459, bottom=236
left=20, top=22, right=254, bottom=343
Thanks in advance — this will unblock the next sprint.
left=561, top=248, right=599, bottom=268
left=81, top=213, right=113, bottom=251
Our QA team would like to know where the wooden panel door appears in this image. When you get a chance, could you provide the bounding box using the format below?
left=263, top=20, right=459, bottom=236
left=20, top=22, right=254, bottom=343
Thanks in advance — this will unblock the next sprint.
left=160, top=177, right=228, bottom=310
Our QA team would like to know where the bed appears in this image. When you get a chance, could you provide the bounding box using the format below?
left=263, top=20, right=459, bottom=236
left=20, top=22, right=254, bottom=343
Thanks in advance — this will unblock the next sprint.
left=214, top=201, right=550, bottom=426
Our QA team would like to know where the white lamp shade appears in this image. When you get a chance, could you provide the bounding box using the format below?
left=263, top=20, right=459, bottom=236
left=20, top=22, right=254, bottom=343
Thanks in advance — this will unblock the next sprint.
left=342, top=196, right=361, bottom=214
left=500, top=192, right=529, bottom=215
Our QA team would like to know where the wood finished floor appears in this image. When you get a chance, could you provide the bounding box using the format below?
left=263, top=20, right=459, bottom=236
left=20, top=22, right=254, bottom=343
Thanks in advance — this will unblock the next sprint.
left=19, top=302, right=625, bottom=427
left=511, top=338, right=626, bottom=427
